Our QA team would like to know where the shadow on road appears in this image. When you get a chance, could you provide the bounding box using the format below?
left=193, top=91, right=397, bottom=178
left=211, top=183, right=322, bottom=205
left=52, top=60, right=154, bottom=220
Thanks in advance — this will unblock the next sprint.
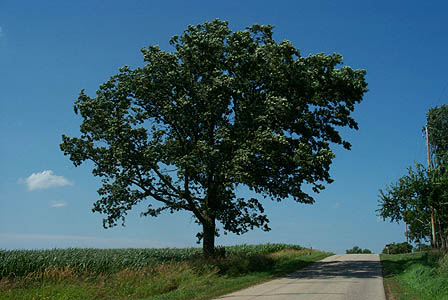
left=287, top=259, right=382, bottom=280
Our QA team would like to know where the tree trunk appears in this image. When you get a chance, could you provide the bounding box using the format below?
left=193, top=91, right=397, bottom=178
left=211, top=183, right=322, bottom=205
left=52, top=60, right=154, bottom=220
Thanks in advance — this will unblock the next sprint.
left=429, top=228, right=433, bottom=248
left=202, top=219, right=216, bottom=257
left=431, top=206, right=437, bottom=248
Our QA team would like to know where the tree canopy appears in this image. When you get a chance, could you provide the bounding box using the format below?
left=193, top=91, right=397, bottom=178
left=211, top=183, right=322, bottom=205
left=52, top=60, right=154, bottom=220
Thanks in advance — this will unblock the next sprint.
left=378, top=105, right=448, bottom=249
left=377, top=163, right=433, bottom=243
left=427, top=105, right=448, bottom=165
left=60, top=19, right=368, bottom=256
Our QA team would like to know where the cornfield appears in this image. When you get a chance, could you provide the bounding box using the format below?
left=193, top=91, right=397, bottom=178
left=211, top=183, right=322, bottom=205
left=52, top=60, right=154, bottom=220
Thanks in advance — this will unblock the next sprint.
left=0, top=243, right=303, bottom=278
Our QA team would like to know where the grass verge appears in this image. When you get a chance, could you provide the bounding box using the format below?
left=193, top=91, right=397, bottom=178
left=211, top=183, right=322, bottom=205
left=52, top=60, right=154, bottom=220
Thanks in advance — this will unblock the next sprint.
left=0, top=248, right=330, bottom=300
left=380, top=251, right=448, bottom=300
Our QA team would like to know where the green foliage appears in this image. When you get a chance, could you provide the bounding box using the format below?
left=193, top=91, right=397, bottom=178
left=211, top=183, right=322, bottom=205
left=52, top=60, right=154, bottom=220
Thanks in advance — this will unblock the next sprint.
left=382, top=242, right=413, bottom=254
left=345, top=246, right=372, bottom=254
left=213, top=254, right=275, bottom=276
left=377, top=156, right=448, bottom=248
left=378, top=163, right=432, bottom=243
left=60, top=19, right=367, bottom=255
left=0, top=244, right=303, bottom=278
left=427, top=105, right=448, bottom=165
left=381, top=251, right=448, bottom=300
left=438, top=252, right=448, bottom=273
left=378, top=105, right=448, bottom=249
left=416, top=243, right=432, bottom=252
left=426, top=105, right=448, bottom=249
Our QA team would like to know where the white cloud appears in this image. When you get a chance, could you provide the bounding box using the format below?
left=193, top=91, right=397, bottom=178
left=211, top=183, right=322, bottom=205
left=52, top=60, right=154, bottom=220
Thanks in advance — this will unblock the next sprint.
left=51, top=201, right=68, bottom=208
left=21, top=170, right=73, bottom=190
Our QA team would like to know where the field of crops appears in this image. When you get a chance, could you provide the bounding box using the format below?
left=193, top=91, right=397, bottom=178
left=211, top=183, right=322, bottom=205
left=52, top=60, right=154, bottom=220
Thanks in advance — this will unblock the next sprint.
left=0, top=243, right=303, bottom=278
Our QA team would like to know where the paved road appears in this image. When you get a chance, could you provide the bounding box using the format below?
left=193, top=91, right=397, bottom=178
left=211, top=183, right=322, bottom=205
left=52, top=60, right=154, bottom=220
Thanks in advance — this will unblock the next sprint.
left=214, top=254, right=386, bottom=300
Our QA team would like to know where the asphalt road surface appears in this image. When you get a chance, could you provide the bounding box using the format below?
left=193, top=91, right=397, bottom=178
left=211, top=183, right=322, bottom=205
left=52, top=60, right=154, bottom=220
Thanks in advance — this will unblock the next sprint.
left=214, top=254, right=386, bottom=300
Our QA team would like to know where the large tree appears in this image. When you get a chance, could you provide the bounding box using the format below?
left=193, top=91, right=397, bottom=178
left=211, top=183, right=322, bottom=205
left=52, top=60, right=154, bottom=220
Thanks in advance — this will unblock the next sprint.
left=60, top=20, right=367, bottom=256
left=378, top=105, right=448, bottom=248
left=427, top=104, right=448, bottom=248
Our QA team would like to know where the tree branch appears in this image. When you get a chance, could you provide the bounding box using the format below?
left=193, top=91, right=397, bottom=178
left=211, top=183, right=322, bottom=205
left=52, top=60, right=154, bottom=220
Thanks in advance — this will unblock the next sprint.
left=184, top=171, right=206, bottom=225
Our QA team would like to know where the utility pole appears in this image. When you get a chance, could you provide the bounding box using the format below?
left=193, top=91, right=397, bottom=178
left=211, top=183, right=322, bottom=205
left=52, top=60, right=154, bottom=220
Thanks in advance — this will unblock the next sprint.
left=426, top=125, right=437, bottom=248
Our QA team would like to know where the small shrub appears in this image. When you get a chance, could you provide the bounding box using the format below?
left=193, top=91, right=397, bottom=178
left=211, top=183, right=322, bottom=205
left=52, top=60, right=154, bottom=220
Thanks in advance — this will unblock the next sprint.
left=382, top=242, right=413, bottom=254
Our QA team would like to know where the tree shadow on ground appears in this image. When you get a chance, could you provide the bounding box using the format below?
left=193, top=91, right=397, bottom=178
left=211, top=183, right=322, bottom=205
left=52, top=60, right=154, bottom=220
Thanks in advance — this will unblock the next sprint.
left=285, top=258, right=383, bottom=280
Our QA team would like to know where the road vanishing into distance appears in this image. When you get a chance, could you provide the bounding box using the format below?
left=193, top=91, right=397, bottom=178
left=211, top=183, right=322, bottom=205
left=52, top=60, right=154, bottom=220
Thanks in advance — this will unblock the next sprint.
left=214, top=254, right=386, bottom=300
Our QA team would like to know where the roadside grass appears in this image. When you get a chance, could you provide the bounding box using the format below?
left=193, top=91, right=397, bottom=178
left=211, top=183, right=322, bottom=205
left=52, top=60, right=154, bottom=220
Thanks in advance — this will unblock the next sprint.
left=0, top=247, right=331, bottom=300
left=381, top=251, right=448, bottom=300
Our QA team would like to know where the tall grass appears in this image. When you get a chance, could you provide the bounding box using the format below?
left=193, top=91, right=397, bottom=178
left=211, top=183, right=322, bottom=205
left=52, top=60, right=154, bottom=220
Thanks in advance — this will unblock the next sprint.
left=381, top=251, right=448, bottom=300
left=0, top=244, right=303, bottom=278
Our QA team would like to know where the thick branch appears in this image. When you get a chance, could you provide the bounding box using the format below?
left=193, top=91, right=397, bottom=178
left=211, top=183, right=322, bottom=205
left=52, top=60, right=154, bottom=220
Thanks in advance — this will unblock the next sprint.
left=184, top=171, right=206, bottom=225
left=133, top=165, right=189, bottom=210
left=131, top=178, right=188, bottom=210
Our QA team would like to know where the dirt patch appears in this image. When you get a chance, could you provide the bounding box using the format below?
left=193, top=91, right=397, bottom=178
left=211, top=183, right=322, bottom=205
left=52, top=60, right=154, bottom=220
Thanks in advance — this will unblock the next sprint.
left=383, top=277, right=399, bottom=300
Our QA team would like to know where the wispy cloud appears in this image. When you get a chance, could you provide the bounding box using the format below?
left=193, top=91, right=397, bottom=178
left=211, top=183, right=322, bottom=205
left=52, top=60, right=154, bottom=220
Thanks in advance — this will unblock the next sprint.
left=20, top=170, right=73, bottom=191
left=50, top=201, right=68, bottom=208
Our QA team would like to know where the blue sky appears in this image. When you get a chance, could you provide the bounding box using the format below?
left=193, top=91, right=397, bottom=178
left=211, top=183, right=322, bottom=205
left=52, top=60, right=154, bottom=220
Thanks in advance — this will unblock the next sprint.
left=0, top=0, right=447, bottom=254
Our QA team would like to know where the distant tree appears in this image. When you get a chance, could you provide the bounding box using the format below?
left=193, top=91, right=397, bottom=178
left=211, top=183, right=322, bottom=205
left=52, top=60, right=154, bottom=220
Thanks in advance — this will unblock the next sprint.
left=346, top=246, right=372, bottom=254
left=346, top=246, right=362, bottom=254
left=60, top=19, right=367, bottom=257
